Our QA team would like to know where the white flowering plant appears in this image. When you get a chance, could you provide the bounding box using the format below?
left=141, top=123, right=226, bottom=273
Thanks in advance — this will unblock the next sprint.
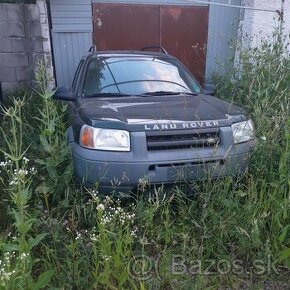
left=87, top=194, right=139, bottom=288
left=0, top=96, right=53, bottom=289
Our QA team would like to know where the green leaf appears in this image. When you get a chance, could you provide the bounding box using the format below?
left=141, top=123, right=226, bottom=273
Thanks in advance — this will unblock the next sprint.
left=40, top=135, right=51, bottom=153
left=35, top=159, right=46, bottom=165
left=36, top=185, right=50, bottom=195
left=278, top=248, right=290, bottom=261
left=278, top=225, right=290, bottom=243
left=46, top=164, right=56, bottom=180
left=3, top=243, right=19, bottom=252
left=34, top=270, right=54, bottom=289
left=28, top=233, right=48, bottom=250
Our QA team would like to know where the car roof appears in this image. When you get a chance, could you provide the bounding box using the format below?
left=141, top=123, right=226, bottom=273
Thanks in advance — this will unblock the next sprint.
left=83, top=50, right=176, bottom=60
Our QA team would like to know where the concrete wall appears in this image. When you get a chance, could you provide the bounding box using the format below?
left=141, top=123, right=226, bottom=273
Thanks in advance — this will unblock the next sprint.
left=0, top=2, right=52, bottom=92
left=240, top=0, right=290, bottom=48
left=205, top=0, right=241, bottom=83
left=38, top=0, right=54, bottom=90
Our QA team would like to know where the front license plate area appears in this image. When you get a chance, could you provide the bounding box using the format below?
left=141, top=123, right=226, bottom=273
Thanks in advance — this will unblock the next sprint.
left=168, top=162, right=219, bottom=181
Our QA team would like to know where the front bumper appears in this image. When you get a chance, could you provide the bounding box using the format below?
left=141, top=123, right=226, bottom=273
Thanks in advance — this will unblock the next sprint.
left=70, top=127, right=255, bottom=193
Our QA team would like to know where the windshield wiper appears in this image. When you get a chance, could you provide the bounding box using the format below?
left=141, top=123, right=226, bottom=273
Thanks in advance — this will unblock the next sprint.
left=141, top=91, right=198, bottom=96
left=85, top=91, right=198, bottom=98
left=85, top=92, right=133, bottom=98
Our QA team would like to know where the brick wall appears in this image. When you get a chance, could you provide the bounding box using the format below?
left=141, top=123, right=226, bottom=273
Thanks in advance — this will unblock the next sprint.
left=0, top=2, right=46, bottom=92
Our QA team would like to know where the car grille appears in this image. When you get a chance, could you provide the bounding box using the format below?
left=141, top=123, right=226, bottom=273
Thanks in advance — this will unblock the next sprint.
left=146, top=128, right=220, bottom=151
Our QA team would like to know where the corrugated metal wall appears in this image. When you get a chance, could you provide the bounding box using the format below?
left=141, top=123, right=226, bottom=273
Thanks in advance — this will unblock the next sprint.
left=205, top=0, right=241, bottom=83
left=50, top=0, right=93, bottom=87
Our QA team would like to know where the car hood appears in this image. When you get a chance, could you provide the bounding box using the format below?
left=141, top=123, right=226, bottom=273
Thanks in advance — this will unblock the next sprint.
left=77, top=94, right=247, bottom=129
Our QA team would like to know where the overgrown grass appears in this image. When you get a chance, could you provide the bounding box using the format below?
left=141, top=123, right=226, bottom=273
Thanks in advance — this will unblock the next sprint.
left=0, top=34, right=289, bottom=289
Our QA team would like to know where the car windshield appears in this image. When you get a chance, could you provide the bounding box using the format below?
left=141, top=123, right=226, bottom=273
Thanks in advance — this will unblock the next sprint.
left=82, top=56, right=201, bottom=97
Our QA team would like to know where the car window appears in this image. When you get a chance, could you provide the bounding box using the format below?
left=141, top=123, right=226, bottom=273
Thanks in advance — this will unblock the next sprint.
left=83, top=56, right=201, bottom=96
left=72, top=59, right=84, bottom=90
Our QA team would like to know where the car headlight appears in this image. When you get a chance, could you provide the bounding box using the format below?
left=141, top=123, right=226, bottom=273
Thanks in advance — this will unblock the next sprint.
left=80, top=125, right=130, bottom=151
left=231, top=120, right=255, bottom=144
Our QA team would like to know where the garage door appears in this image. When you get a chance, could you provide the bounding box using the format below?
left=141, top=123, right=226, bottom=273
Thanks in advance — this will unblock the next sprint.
left=92, top=3, right=209, bottom=84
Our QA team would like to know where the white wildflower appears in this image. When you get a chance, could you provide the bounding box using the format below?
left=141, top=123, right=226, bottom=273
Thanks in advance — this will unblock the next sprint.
left=96, top=204, right=105, bottom=211
left=261, top=211, right=270, bottom=218
left=23, top=157, right=29, bottom=164
left=102, top=255, right=111, bottom=261
left=131, top=226, right=138, bottom=238
left=75, top=232, right=82, bottom=240
left=0, top=161, right=7, bottom=167
left=19, top=253, right=29, bottom=260
left=9, top=179, right=18, bottom=186
left=30, top=167, right=37, bottom=174
left=90, top=233, right=98, bottom=241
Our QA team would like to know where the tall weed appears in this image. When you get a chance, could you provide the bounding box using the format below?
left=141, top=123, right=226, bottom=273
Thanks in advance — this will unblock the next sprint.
left=0, top=98, right=53, bottom=289
left=215, top=31, right=290, bottom=266
left=33, top=62, right=73, bottom=208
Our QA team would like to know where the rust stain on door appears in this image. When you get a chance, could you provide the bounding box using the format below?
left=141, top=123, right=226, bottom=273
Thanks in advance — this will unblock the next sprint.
left=166, top=7, right=182, bottom=21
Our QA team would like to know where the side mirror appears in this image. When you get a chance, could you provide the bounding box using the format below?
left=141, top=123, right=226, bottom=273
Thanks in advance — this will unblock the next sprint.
left=203, top=83, right=216, bottom=96
left=52, top=86, right=75, bottom=101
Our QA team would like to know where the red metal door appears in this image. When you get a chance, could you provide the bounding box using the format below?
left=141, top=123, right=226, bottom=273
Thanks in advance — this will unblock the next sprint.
left=93, top=4, right=159, bottom=50
left=160, top=6, right=208, bottom=83
left=92, top=3, right=208, bottom=84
